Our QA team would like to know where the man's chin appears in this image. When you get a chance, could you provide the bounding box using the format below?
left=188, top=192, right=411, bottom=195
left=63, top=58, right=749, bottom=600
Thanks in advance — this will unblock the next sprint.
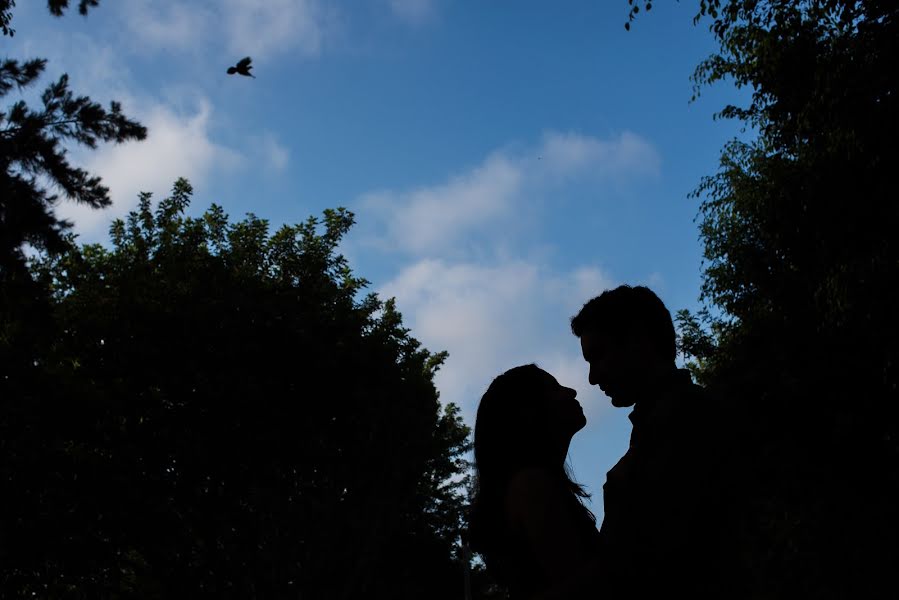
left=609, top=395, right=636, bottom=408
left=599, top=384, right=636, bottom=407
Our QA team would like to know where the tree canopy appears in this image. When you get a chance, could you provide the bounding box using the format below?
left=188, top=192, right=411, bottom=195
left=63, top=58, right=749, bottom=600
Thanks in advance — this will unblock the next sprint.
left=1, top=0, right=144, bottom=345
left=0, top=180, right=473, bottom=598
left=635, top=1, right=899, bottom=597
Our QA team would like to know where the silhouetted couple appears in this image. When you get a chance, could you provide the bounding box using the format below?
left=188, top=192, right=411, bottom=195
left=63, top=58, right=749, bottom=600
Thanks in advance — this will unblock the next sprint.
left=469, top=285, right=728, bottom=599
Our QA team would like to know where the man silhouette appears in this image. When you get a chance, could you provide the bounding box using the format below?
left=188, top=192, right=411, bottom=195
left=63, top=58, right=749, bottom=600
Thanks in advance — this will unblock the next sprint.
left=570, top=285, right=728, bottom=599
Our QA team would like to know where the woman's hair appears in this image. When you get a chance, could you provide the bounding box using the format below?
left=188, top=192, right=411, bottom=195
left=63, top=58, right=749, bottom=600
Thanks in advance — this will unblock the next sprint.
left=468, top=364, right=594, bottom=583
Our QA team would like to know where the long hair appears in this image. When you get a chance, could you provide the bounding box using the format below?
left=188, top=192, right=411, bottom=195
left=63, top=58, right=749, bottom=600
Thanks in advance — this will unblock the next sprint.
left=468, top=364, right=594, bottom=583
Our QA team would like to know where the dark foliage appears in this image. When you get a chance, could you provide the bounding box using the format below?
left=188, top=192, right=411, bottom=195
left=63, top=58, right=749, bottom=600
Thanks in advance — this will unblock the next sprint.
left=1, top=0, right=100, bottom=36
left=1, top=58, right=146, bottom=271
left=0, top=180, right=473, bottom=598
left=636, top=1, right=899, bottom=597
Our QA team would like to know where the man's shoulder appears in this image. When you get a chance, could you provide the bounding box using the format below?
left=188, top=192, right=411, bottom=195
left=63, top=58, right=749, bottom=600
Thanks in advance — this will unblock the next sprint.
left=652, top=372, right=707, bottom=423
left=647, top=374, right=729, bottom=459
left=671, top=372, right=724, bottom=424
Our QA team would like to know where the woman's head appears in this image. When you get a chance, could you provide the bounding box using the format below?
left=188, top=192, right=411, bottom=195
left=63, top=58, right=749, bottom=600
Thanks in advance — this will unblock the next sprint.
left=474, top=364, right=585, bottom=480
left=469, top=364, right=593, bottom=577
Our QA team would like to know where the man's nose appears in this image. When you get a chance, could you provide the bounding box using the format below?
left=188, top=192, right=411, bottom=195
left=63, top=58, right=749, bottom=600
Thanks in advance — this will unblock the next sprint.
left=588, top=367, right=598, bottom=386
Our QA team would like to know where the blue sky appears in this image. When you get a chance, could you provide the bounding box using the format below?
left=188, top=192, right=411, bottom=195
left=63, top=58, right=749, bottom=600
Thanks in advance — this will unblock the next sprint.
left=8, top=0, right=746, bottom=518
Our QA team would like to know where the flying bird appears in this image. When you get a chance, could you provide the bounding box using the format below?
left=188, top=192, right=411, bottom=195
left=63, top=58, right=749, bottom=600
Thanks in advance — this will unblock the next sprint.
left=227, top=56, right=256, bottom=78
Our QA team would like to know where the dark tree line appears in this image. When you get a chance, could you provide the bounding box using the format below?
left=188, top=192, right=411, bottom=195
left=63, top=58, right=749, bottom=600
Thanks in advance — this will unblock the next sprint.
left=1, top=180, right=474, bottom=598
left=634, top=1, right=899, bottom=597
left=5, top=0, right=897, bottom=597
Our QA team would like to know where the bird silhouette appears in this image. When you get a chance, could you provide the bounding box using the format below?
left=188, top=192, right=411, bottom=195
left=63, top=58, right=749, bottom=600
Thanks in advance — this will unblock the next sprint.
left=227, top=57, right=256, bottom=78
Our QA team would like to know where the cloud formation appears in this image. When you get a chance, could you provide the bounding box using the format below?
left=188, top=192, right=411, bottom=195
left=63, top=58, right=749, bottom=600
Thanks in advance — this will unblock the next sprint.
left=222, top=0, right=330, bottom=60
left=255, top=133, right=290, bottom=172
left=359, top=130, right=660, bottom=255
left=118, top=0, right=331, bottom=60
left=538, top=130, right=661, bottom=180
left=379, top=259, right=615, bottom=424
left=122, top=2, right=213, bottom=52
left=360, top=152, right=522, bottom=254
left=58, top=99, right=239, bottom=241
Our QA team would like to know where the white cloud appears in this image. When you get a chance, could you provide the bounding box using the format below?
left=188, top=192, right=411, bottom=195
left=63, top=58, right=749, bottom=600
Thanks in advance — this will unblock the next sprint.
left=256, top=133, right=290, bottom=172
left=378, top=259, right=617, bottom=425
left=15, top=32, right=134, bottom=102
left=222, top=0, right=330, bottom=60
left=359, top=131, right=660, bottom=255
left=116, top=0, right=332, bottom=60
left=122, top=2, right=213, bottom=52
left=537, top=130, right=661, bottom=180
left=389, top=0, right=437, bottom=26
left=360, top=152, right=522, bottom=254
left=58, top=99, right=240, bottom=241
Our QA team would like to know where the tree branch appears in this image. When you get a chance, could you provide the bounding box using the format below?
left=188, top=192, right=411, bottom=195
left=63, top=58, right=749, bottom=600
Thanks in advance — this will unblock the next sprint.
left=1, top=117, right=98, bottom=136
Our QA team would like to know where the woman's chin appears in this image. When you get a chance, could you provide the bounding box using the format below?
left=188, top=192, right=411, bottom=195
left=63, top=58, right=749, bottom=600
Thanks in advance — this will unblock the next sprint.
left=573, top=413, right=587, bottom=433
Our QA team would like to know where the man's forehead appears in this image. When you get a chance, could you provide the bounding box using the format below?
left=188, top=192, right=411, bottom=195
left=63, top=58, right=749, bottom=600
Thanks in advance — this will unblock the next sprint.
left=580, top=332, right=598, bottom=356
left=580, top=330, right=616, bottom=355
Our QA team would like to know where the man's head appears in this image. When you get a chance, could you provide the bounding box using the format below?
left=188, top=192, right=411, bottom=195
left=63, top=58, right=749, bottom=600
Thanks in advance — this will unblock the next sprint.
left=571, top=285, right=676, bottom=407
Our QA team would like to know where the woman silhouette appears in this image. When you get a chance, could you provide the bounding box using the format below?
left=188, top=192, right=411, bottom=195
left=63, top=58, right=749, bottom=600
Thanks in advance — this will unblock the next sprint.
left=469, top=364, right=601, bottom=598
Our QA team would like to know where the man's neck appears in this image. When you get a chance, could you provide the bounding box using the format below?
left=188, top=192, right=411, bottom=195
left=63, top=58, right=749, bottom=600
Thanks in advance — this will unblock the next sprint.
left=629, top=364, right=680, bottom=418
left=640, top=363, right=679, bottom=397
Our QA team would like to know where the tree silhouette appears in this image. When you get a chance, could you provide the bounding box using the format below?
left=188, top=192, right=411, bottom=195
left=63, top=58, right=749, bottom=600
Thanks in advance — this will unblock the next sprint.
left=629, top=1, right=899, bottom=597
left=0, top=59, right=146, bottom=268
left=2, top=0, right=141, bottom=267
left=1, top=179, right=473, bottom=598
left=1, top=0, right=144, bottom=365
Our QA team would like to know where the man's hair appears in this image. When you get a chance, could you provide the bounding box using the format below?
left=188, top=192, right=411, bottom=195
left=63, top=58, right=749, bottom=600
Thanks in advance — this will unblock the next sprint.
left=570, top=285, right=676, bottom=361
